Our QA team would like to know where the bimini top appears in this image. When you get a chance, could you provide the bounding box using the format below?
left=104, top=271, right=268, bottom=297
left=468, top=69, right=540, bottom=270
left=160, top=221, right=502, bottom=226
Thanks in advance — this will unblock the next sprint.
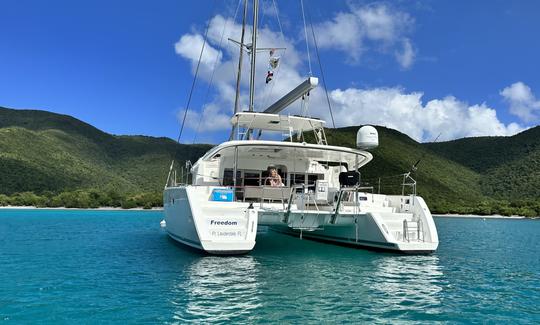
left=231, top=112, right=325, bottom=133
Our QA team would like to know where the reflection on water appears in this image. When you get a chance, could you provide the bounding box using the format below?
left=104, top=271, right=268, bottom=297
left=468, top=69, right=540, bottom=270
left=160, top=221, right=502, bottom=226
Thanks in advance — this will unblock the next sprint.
left=368, top=255, right=444, bottom=320
left=2, top=211, right=539, bottom=323
left=169, top=256, right=262, bottom=323
left=167, top=235, right=447, bottom=323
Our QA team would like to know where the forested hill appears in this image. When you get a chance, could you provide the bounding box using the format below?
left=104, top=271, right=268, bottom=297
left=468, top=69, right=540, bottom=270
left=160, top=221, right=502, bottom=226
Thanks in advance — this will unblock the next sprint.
left=0, top=106, right=211, bottom=195
left=0, top=106, right=538, bottom=215
left=321, top=126, right=485, bottom=212
left=423, top=126, right=540, bottom=200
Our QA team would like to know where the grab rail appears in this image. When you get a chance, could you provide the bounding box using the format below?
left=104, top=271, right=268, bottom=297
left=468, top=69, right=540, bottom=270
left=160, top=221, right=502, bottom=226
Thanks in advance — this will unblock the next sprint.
left=283, top=184, right=305, bottom=223
left=330, top=185, right=374, bottom=224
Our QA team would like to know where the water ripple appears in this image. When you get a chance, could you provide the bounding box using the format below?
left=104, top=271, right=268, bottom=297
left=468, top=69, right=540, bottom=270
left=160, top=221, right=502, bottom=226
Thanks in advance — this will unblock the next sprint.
left=0, top=211, right=539, bottom=323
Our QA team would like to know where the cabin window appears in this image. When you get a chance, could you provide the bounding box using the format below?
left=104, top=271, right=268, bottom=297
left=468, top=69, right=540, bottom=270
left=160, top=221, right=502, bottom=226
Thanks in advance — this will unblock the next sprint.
left=223, top=169, right=241, bottom=186
left=290, top=173, right=306, bottom=186
left=307, top=174, right=320, bottom=186
left=244, top=171, right=261, bottom=186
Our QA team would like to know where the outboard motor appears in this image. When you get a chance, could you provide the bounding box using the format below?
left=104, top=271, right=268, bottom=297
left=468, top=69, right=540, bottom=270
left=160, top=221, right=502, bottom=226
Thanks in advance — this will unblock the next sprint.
left=356, top=125, right=379, bottom=150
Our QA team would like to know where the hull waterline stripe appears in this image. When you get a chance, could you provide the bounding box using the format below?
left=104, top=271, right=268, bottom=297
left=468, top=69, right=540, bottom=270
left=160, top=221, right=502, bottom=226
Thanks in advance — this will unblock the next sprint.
left=270, top=227, right=398, bottom=248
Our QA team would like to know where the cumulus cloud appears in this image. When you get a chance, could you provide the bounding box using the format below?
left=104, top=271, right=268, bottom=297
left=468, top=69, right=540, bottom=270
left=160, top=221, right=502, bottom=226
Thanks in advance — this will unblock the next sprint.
left=176, top=103, right=232, bottom=138
left=174, top=14, right=307, bottom=135
left=326, top=88, right=522, bottom=142
left=500, top=81, right=540, bottom=123
left=174, top=34, right=223, bottom=68
left=314, top=3, right=415, bottom=68
left=174, top=12, right=524, bottom=143
left=395, top=38, right=415, bottom=69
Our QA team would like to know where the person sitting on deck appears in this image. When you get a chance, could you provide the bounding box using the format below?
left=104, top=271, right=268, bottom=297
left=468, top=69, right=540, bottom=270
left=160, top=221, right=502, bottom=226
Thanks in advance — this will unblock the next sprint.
left=265, top=167, right=284, bottom=187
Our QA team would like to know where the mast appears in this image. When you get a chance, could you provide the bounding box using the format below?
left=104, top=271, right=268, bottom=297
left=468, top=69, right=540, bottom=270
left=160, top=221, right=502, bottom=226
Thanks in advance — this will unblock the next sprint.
left=233, top=0, right=248, bottom=115
left=248, top=0, right=259, bottom=112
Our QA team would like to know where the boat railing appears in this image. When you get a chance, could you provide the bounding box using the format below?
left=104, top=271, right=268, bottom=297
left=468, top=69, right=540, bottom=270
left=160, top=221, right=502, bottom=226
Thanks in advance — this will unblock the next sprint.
left=284, top=184, right=307, bottom=223
left=166, top=161, right=193, bottom=187
left=354, top=173, right=418, bottom=199
left=257, top=186, right=289, bottom=210
left=403, top=218, right=424, bottom=242
left=331, top=185, right=374, bottom=224
left=401, top=172, right=417, bottom=197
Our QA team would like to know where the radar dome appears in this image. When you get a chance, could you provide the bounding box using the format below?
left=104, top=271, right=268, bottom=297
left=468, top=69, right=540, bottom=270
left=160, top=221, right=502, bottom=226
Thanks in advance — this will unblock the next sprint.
left=356, top=125, right=378, bottom=150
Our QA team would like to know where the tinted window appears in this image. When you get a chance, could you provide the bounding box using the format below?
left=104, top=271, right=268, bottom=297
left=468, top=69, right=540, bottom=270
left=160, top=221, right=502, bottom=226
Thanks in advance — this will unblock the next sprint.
left=223, top=169, right=241, bottom=186
left=244, top=171, right=260, bottom=186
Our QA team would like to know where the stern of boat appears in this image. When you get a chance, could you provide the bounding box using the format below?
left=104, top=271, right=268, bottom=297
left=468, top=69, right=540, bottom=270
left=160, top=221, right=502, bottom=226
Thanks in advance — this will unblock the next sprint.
left=163, top=186, right=258, bottom=254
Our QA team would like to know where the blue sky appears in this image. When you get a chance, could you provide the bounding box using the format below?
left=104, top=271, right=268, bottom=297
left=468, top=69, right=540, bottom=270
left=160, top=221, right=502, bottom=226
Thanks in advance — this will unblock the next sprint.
left=1, top=0, right=540, bottom=143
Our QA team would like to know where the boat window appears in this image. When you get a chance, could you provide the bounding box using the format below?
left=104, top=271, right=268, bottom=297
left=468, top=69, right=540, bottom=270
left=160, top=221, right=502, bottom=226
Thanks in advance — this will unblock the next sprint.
left=317, top=161, right=348, bottom=169
left=290, top=173, right=306, bottom=186
left=223, top=169, right=241, bottom=186
left=244, top=171, right=261, bottom=186
left=307, top=174, right=324, bottom=190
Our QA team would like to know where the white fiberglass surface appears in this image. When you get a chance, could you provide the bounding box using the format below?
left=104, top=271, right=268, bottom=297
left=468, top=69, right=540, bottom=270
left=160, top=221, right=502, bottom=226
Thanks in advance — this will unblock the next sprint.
left=202, top=141, right=372, bottom=171
left=231, top=112, right=325, bottom=132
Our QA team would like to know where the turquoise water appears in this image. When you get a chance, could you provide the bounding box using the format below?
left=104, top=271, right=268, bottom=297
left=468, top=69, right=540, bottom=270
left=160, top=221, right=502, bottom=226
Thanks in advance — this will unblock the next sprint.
left=0, top=210, right=539, bottom=323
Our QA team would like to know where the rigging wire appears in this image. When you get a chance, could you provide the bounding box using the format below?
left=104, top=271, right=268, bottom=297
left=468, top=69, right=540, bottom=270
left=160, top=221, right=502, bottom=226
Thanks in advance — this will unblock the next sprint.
left=300, top=0, right=312, bottom=76
left=306, top=2, right=336, bottom=128
left=259, top=0, right=268, bottom=29
left=176, top=13, right=212, bottom=144
left=165, top=1, right=216, bottom=187
left=192, top=0, right=243, bottom=143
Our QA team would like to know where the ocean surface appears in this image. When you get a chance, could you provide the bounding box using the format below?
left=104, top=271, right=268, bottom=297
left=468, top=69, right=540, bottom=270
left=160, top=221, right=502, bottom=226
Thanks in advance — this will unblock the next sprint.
left=0, top=209, right=539, bottom=324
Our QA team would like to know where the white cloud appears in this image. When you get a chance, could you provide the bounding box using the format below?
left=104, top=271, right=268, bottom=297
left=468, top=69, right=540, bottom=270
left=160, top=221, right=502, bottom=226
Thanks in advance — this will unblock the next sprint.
left=174, top=13, right=524, bottom=143
left=500, top=81, right=540, bottom=123
left=174, top=33, right=222, bottom=68
left=314, top=3, right=415, bottom=67
left=357, top=4, right=412, bottom=41
left=314, top=11, right=364, bottom=61
left=325, top=88, right=522, bottom=142
left=176, top=103, right=232, bottom=138
left=395, top=38, right=415, bottom=69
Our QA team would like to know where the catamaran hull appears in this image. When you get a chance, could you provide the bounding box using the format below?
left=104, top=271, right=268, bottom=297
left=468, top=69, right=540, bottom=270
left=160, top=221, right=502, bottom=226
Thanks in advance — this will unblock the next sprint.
left=163, top=186, right=438, bottom=255
left=163, top=186, right=258, bottom=255
left=270, top=225, right=438, bottom=254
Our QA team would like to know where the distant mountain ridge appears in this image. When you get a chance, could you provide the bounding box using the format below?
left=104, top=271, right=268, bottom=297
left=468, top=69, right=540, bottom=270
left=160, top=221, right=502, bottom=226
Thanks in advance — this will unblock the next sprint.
left=0, top=106, right=538, bottom=214
left=0, top=106, right=211, bottom=195
left=424, top=127, right=540, bottom=199
left=322, top=125, right=540, bottom=210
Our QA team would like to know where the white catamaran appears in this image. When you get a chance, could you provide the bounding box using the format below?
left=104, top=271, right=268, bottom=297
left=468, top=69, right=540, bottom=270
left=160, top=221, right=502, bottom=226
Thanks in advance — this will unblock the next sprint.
left=163, top=0, right=439, bottom=254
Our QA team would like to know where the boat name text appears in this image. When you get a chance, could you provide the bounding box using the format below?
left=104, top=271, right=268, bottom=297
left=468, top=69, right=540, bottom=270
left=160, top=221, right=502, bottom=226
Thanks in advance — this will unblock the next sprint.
left=210, top=220, right=238, bottom=226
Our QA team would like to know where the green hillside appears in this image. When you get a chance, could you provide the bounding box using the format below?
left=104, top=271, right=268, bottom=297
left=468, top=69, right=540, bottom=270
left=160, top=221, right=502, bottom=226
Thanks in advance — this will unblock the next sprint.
left=0, top=107, right=211, bottom=201
left=322, top=126, right=485, bottom=212
left=0, top=106, right=538, bottom=215
left=424, top=126, right=540, bottom=200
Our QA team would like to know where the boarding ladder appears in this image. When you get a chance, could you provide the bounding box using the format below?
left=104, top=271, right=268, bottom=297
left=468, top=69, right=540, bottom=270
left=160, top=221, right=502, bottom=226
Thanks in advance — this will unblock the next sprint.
left=403, top=218, right=424, bottom=242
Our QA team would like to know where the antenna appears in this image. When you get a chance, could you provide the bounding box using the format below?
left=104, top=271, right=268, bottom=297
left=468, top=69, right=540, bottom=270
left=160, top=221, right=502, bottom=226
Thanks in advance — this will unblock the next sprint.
left=408, top=132, right=442, bottom=174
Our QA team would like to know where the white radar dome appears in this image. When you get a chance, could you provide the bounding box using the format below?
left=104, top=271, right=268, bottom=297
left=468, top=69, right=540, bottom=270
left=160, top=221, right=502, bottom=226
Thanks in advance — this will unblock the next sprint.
left=356, top=125, right=379, bottom=150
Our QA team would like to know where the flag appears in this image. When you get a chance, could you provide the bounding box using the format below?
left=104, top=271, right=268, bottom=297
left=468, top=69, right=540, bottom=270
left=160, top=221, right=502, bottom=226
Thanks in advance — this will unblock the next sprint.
left=266, top=71, right=274, bottom=84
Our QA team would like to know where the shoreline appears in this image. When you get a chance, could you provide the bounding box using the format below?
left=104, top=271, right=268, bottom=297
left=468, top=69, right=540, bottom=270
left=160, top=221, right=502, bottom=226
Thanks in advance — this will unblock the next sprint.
left=433, top=214, right=526, bottom=219
left=0, top=206, right=163, bottom=211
